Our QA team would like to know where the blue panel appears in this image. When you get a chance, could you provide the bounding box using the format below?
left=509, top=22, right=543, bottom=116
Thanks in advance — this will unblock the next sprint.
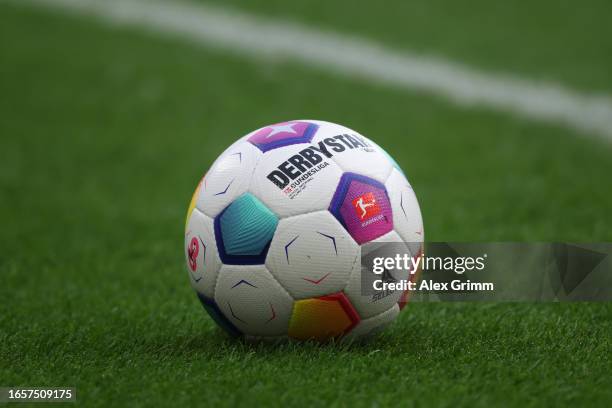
left=214, top=193, right=278, bottom=264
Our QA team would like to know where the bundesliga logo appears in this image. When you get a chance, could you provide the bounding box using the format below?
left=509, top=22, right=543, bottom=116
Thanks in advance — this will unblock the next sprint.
left=352, top=192, right=380, bottom=221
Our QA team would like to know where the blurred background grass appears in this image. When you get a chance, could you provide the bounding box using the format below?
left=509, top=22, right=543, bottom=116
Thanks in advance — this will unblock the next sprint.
left=201, top=0, right=612, bottom=92
left=1, top=1, right=611, bottom=406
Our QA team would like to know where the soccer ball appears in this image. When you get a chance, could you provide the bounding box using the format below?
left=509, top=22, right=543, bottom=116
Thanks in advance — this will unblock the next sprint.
left=184, top=120, right=423, bottom=341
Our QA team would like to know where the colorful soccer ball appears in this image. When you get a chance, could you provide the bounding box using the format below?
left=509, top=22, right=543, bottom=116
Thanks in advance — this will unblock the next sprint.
left=184, top=120, right=423, bottom=341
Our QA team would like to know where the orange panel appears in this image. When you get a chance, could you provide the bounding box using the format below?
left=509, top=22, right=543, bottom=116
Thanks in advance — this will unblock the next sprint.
left=288, top=293, right=359, bottom=341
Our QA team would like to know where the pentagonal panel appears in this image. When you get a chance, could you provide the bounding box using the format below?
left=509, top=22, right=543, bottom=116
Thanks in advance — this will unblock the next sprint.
left=196, top=141, right=261, bottom=218
left=185, top=208, right=221, bottom=298
left=308, top=120, right=393, bottom=184
left=248, top=120, right=319, bottom=152
left=214, top=265, right=293, bottom=336
left=214, top=193, right=278, bottom=265
left=385, top=168, right=424, bottom=256
left=249, top=144, right=343, bottom=218
left=344, top=304, right=399, bottom=340
left=288, top=292, right=360, bottom=341
left=266, top=211, right=359, bottom=299
left=329, top=172, right=393, bottom=245
left=344, top=231, right=411, bottom=318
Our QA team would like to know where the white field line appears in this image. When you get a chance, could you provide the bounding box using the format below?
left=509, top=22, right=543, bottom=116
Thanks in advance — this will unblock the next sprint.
left=13, top=0, right=612, bottom=140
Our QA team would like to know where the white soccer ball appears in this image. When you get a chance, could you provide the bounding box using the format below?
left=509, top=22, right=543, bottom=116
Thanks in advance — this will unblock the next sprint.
left=184, top=120, right=423, bottom=341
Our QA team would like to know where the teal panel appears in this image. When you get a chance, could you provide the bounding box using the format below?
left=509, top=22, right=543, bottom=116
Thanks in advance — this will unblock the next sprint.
left=219, top=193, right=278, bottom=256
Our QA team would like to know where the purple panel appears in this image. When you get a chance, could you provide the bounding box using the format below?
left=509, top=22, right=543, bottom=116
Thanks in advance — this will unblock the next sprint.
left=329, top=173, right=393, bottom=244
left=248, top=121, right=318, bottom=152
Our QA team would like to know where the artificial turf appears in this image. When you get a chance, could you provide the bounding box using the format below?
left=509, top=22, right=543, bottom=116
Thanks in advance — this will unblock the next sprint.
left=1, top=2, right=611, bottom=406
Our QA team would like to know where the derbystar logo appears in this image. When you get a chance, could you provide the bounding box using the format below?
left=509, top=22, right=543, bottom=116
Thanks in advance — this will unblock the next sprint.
left=352, top=192, right=380, bottom=221
left=266, top=134, right=372, bottom=190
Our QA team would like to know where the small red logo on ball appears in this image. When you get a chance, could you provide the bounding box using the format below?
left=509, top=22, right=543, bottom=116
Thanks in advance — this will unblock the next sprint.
left=187, top=237, right=199, bottom=271
left=352, top=192, right=380, bottom=221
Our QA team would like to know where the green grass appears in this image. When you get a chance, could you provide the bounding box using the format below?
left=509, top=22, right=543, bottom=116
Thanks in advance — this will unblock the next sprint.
left=1, top=2, right=612, bottom=407
left=203, top=0, right=612, bottom=93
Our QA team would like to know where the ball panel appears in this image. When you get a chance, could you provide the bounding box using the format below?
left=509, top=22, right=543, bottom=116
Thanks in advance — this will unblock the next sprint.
left=266, top=211, right=359, bottom=299
left=343, top=231, right=411, bottom=318
left=196, top=141, right=262, bottom=218
left=385, top=168, right=424, bottom=256
left=287, top=292, right=360, bottom=341
left=214, top=265, right=293, bottom=337
left=247, top=120, right=319, bottom=152
left=185, top=208, right=221, bottom=298
left=196, top=292, right=242, bottom=337
left=214, top=193, right=278, bottom=265
left=249, top=144, right=343, bottom=218
left=329, top=173, right=393, bottom=245
left=344, top=304, right=399, bottom=340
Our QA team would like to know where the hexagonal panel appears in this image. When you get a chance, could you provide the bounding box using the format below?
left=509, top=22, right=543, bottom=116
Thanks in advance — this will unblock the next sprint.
left=266, top=211, right=359, bottom=299
left=196, top=292, right=241, bottom=337
left=329, top=172, right=393, bottom=244
left=214, top=265, right=294, bottom=336
left=248, top=120, right=319, bottom=152
left=288, top=292, right=360, bottom=341
left=385, top=168, right=424, bottom=256
left=344, top=231, right=411, bottom=318
left=185, top=208, right=221, bottom=298
left=196, top=141, right=262, bottom=218
left=214, top=193, right=278, bottom=264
